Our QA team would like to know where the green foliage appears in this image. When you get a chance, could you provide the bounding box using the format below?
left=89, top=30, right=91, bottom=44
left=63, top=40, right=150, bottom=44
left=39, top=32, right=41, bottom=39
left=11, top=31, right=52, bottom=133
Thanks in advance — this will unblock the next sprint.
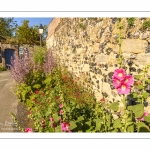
left=15, top=20, right=48, bottom=45
left=127, top=18, right=135, bottom=27
left=109, top=102, right=119, bottom=112
left=144, top=114, right=150, bottom=123
left=136, top=122, right=150, bottom=132
left=33, top=46, right=47, bottom=65
left=129, top=104, right=144, bottom=118
left=113, top=118, right=122, bottom=128
left=0, top=66, right=7, bottom=71
left=80, top=23, right=86, bottom=30
left=13, top=45, right=150, bottom=133
left=142, top=20, right=150, bottom=30
left=16, top=20, right=39, bottom=44
left=0, top=17, right=17, bottom=37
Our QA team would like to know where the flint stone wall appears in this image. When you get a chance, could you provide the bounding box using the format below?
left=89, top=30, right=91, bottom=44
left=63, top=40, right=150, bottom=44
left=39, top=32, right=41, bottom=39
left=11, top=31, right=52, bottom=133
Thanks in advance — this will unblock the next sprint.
left=46, top=18, right=150, bottom=111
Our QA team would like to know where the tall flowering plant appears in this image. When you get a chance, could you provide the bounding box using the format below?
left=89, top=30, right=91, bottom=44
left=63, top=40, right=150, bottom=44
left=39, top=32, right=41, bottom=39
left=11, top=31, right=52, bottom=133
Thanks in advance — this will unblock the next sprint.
left=112, top=69, right=134, bottom=95
left=110, top=68, right=150, bottom=132
left=10, top=52, right=34, bottom=83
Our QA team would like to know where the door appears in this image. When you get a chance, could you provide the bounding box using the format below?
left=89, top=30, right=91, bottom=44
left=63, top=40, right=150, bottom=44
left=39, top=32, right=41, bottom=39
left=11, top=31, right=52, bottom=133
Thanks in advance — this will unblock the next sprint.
left=4, top=49, right=15, bottom=67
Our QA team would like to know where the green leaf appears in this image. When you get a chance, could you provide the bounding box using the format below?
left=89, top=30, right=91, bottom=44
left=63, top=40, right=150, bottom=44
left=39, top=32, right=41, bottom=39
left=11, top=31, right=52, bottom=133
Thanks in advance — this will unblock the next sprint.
left=147, top=79, right=150, bottom=83
left=137, top=85, right=144, bottom=90
left=113, top=118, right=122, bottom=128
left=136, top=122, right=150, bottom=132
left=55, top=125, right=61, bottom=132
left=70, top=121, right=77, bottom=130
left=77, top=116, right=84, bottom=122
left=106, top=122, right=111, bottom=128
left=109, top=102, right=119, bottom=112
left=135, top=75, right=142, bottom=79
left=142, top=91, right=149, bottom=99
left=144, top=114, right=150, bottom=123
left=95, top=119, right=102, bottom=131
left=45, top=108, right=52, bottom=117
left=110, top=128, right=118, bottom=132
left=66, top=106, right=71, bottom=112
left=53, top=113, right=60, bottom=123
left=132, top=104, right=144, bottom=118
left=85, top=120, right=91, bottom=126
left=127, top=124, right=134, bottom=132
left=96, top=108, right=102, bottom=113
left=106, top=113, right=111, bottom=120
left=132, top=92, right=137, bottom=98
left=33, top=84, right=41, bottom=89
left=127, top=106, right=133, bottom=111
left=127, top=111, right=133, bottom=122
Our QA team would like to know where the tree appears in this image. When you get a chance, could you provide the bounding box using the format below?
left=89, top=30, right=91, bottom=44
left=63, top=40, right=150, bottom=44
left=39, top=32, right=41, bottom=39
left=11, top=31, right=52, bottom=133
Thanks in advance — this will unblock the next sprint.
left=16, top=20, right=48, bottom=45
left=0, top=17, right=17, bottom=37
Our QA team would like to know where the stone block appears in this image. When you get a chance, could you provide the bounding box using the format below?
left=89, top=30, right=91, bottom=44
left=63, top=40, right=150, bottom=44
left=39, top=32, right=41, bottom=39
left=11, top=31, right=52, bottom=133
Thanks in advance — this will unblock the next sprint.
left=134, top=53, right=150, bottom=65
left=76, top=48, right=86, bottom=54
left=82, top=64, right=89, bottom=72
left=95, top=53, right=109, bottom=63
left=121, top=39, right=148, bottom=54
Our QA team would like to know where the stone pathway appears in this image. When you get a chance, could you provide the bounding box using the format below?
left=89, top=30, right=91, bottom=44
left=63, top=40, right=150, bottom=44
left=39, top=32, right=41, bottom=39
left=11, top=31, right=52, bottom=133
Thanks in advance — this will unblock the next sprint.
left=0, top=71, right=33, bottom=132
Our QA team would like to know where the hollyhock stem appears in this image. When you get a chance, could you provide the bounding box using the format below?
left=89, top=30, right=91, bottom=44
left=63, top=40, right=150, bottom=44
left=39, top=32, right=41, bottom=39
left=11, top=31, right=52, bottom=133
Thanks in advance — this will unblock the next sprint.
left=122, top=95, right=127, bottom=132
left=118, top=18, right=123, bottom=68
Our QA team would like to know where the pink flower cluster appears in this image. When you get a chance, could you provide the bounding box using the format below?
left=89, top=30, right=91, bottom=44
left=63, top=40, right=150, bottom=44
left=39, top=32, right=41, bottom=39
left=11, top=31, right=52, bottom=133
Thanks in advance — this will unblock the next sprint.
left=25, top=128, right=33, bottom=133
left=112, top=69, right=134, bottom=94
left=61, top=122, right=71, bottom=132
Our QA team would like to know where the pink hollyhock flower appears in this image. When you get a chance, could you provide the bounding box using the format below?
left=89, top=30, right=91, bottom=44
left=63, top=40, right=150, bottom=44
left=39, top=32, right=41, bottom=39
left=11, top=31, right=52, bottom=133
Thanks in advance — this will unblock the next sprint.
left=116, top=82, right=131, bottom=94
left=35, top=90, right=39, bottom=94
left=123, top=75, right=134, bottom=85
left=25, top=128, right=33, bottom=133
left=42, top=124, right=46, bottom=128
left=60, top=109, right=64, bottom=115
left=61, top=122, right=71, bottom=132
left=59, top=118, right=62, bottom=122
left=42, top=118, right=45, bottom=124
left=112, top=76, right=122, bottom=88
left=50, top=117, right=54, bottom=122
left=112, top=69, right=126, bottom=81
left=137, top=112, right=148, bottom=121
left=51, top=123, right=55, bottom=128
left=59, top=104, right=63, bottom=108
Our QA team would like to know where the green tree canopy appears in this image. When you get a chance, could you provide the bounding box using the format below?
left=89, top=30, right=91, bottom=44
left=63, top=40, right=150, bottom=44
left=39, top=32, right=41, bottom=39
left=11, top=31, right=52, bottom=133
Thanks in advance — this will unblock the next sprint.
left=0, top=17, right=17, bottom=37
left=16, top=20, right=48, bottom=45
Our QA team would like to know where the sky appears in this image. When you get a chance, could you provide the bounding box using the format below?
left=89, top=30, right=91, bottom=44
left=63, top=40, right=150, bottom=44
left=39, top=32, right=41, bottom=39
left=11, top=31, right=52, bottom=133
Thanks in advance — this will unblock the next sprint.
left=13, top=17, right=53, bottom=27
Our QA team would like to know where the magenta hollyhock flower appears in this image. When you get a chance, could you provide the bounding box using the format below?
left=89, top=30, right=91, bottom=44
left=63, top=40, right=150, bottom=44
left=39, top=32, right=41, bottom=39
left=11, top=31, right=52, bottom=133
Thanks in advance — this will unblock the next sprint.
left=50, top=117, right=54, bottom=122
left=116, top=82, right=131, bottom=94
left=51, top=123, right=55, bottom=128
left=112, top=69, right=126, bottom=81
left=25, top=128, right=33, bottom=133
left=112, top=76, right=122, bottom=88
left=61, top=122, right=71, bottom=132
left=137, top=112, right=148, bottom=121
left=123, top=75, right=134, bottom=85
left=60, top=109, right=64, bottom=115
left=59, top=104, right=63, bottom=108
left=35, top=90, right=39, bottom=94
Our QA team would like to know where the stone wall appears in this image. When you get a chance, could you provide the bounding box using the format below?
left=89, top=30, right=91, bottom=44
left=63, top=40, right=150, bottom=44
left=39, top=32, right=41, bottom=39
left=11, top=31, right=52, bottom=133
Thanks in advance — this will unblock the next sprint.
left=46, top=18, right=150, bottom=104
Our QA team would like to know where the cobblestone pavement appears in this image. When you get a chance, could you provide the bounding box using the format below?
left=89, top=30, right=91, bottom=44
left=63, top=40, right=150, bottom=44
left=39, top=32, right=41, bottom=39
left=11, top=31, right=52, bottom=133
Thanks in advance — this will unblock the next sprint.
left=0, top=71, right=33, bottom=132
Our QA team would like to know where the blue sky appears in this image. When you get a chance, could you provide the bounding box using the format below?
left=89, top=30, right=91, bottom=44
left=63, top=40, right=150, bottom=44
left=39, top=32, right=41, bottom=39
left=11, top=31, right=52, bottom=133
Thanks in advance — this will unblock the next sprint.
left=13, top=18, right=53, bottom=27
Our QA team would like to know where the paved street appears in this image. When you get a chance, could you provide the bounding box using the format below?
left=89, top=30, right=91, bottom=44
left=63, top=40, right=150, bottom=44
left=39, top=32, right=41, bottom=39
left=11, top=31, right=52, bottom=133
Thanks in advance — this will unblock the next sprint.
left=0, top=71, right=33, bottom=132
